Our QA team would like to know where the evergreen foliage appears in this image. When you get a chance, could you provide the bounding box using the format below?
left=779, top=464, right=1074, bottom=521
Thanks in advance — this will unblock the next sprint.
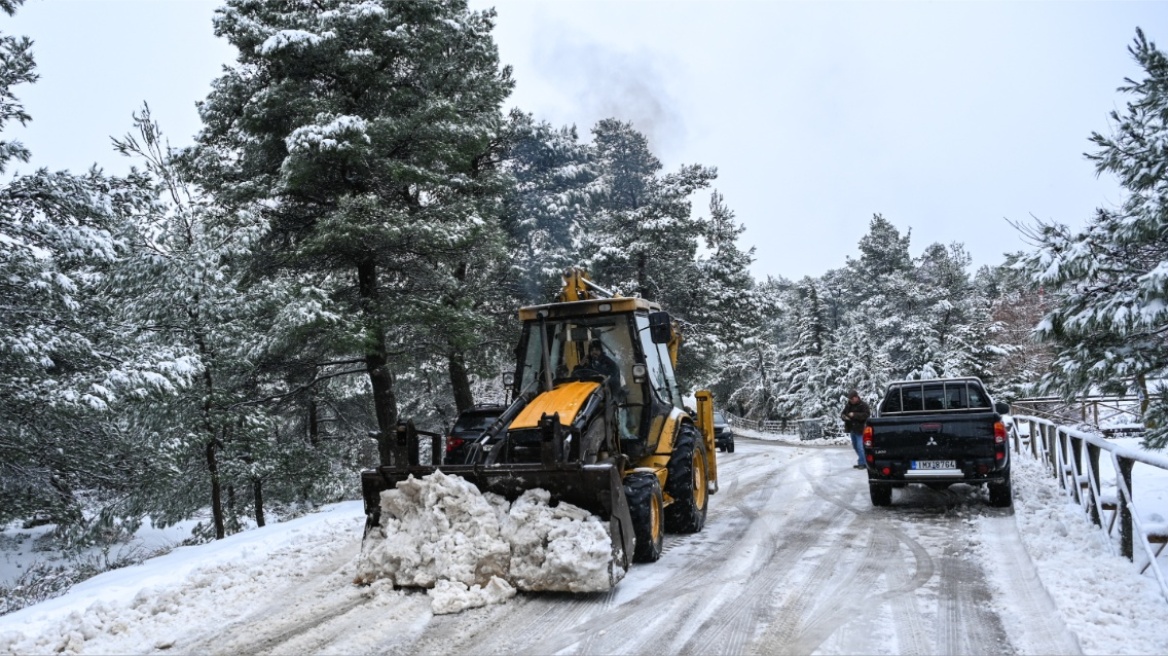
left=183, top=0, right=516, bottom=459
left=1019, top=28, right=1168, bottom=447
left=0, top=0, right=1092, bottom=561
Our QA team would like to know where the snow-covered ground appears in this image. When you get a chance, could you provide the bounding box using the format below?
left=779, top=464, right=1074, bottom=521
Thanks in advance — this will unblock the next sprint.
left=1, top=428, right=1167, bottom=654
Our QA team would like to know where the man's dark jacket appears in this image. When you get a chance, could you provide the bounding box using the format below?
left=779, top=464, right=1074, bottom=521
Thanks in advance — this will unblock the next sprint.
left=841, top=399, right=871, bottom=434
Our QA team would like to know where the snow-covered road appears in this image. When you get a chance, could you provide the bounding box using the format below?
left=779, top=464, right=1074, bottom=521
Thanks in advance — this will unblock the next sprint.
left=3, top=438, right=1167, bottom=655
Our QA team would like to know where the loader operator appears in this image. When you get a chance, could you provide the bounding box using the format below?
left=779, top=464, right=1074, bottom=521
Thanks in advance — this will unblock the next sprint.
left=582, top=339, right=622, bottom=399
left=580, top=339, right=637, bottom=441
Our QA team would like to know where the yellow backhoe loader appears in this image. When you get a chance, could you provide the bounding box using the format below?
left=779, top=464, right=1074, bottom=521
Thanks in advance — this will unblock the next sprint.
left=359, top=268, right=719, bottom=574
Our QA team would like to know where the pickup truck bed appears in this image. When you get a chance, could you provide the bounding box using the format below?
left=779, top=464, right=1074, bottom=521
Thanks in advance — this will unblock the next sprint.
left=864, top=377, right=1011, bottom=507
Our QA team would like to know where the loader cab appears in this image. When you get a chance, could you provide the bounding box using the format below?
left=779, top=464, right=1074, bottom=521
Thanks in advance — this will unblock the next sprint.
left=512, top=299, right=684, bottom=457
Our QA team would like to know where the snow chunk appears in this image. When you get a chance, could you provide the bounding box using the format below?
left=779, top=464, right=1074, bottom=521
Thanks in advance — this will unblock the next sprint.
left=355, top=471, right=624, bottom=609
left=502, top=488, right=618, bottom=593
left=427, top=576, right=516, bottom=615
left=357, top=470, right=511, bottom=589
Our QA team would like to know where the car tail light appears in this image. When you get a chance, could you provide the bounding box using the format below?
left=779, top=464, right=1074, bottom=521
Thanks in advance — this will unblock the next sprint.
left=863, top=426, right=873, bottom=448
left=993, top=421, right=1007, bottom=444
left=995, top=451, right=1005, bottom=461
left=866, top=453, right=873, bottom=463
left=445, top=436, right=465, bottom=453
left=882, top=467, right=891, bottom=475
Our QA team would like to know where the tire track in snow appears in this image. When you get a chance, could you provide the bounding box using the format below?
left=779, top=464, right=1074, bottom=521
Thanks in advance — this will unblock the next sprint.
left=455, top=447, right=821, bottom=656
left=934, top=554, right=1012, bottom=655
left=975, top=513, right=1084, bottom=655
left=746, top=460, right=938, bottom=655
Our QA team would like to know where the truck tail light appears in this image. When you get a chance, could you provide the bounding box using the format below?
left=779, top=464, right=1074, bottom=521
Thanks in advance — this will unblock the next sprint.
left=863, top=426, right=873, bottom=448
left=445, top=436, right=464, bottom=453
left=993, top=421, right=1007, bottom=444
left=993, top=421, right=1007, bottom=462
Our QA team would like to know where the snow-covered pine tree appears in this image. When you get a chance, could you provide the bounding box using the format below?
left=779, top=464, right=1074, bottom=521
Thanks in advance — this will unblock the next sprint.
left=774, top=277, right=835, bottom=423
left=500, top=111, right=598, bottom=305
left=898, top=242, right=994, bottom=381
left=0, top=1, right=172, bottom=535
left=583, top=118, right=715, bottom=304
left=184, top=0, right=515, bottom=459
left=106, top=107, right=346, bottom=540
left=711, top=276, right=786, bottom=421
left=975, top=258, right=1050, bottom=399
left=1019, top=30, right=1168, bottom=446
left=671, top=190, right=762, bottom=389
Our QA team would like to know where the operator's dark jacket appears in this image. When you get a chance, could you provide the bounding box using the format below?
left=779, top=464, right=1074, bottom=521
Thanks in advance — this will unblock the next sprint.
left=840, top=398, right=871, bottom=434
left=586, top=352, right=622, bottom=397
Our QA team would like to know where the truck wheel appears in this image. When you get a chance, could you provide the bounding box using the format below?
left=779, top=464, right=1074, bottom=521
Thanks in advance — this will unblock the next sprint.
left=624, top=471, right=664, bottom=562
left=727, top=438, right=735, bottom=453
left=869, top=482, right=892, bottom=507
left=988, top=471, right=1013, bottom=507
left=664, top=424, right=709, bottom=533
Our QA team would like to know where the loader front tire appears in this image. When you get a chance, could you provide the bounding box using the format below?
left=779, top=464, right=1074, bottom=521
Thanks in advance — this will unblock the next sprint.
left=664, top=424, right=708, bottom=534
left=625, top=471, right=664, bottom=563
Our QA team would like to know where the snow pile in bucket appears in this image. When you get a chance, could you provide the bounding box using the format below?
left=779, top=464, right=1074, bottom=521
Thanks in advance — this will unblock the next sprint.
left=356, top=470, right=622, bottom=613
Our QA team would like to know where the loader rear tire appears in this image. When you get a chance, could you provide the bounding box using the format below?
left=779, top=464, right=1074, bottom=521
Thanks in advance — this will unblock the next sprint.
left=625, top=471, right=664, bottom=563
left=664, top=424, right=708, bottom=534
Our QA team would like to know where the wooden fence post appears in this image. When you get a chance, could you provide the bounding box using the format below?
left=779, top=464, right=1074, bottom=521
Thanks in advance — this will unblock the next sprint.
left=1050, top=426, right=1062, bottom=485
left=1071, top=437, right=1084, bottom=503
left=1119, top=457, right=1135, bottom=561
left=1029, top=419, right=1039, bottom=459
left=1088, top=443, right=1101, bottom=526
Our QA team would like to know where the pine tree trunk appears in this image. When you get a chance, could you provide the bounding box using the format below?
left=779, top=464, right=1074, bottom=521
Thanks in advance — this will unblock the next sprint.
left=446, top=261, right=475, bottom=413
left=253, top=479, right=265, bottom=528
left=448, top=350, right=475, bottom=413
left=308, top=395, right=319, bottom=447
left=206, top=439, right=224, bottom=540
left=756, top=346, right=774, bottom=419
left=194, top=325, right=226, bottom=540
left=1137, top=372, right=1151, bottom=425
left=358, top=260, right=398, bottom=465
left=637, top=251, right=649, bottom=298
left=227, top=484, right=239, bottom=534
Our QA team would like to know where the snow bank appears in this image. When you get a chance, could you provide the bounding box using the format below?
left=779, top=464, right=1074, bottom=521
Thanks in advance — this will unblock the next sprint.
left=355, top=470, right=623, bottom=613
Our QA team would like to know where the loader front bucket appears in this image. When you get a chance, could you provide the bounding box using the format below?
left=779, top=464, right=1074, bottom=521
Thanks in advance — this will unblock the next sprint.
left=360, top=461, right=634, bottom=573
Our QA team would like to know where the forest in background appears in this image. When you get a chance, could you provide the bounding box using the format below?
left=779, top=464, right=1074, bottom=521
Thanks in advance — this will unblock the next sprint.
left=2, top=0, right=1167, bottom=557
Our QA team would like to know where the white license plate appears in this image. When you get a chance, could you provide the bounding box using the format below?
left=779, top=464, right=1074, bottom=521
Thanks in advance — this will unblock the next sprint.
left=912, top=460, right=956, bottom=470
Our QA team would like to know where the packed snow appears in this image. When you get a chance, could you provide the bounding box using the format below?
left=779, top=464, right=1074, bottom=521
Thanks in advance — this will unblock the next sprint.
left=355, top=470, right=622, bottom=607
left=2, top=431, right=1168, bottom=654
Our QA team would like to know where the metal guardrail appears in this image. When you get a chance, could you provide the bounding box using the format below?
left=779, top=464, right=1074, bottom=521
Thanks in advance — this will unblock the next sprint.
left=1011, top=414, right=1168, bottom=602
left=1011, top=396, right=1144, bottom=437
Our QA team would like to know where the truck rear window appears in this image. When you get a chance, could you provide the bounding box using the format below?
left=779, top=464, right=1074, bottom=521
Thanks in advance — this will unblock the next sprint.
left=880, top=381, right=991, bottom=414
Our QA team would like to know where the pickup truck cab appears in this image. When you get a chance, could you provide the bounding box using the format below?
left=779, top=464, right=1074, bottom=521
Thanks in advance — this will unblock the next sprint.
left=864, top=377, right=1012, bottom=507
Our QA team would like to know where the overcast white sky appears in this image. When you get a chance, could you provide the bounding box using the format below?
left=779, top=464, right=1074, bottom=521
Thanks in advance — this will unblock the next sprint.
left=6, top=0, right=1164, bottom=281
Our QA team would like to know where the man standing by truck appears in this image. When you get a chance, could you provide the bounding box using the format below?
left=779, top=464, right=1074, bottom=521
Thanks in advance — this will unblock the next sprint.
left=841, top=390, right=870, bottom=469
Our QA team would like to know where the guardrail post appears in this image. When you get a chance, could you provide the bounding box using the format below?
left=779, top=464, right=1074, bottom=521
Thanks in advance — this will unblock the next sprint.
left=1071, top=437, right=1084, bottom=504
left=1088, top=443, right=1102, bottom=526
left=1119, top=457, right=1135, bottom=561
left=1029, top=419, right=1039, bottom=459
left=1049, top=426, right=1061, bottom=484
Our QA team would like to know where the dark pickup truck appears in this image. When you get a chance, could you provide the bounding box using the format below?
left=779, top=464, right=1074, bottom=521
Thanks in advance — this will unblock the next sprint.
left=863, top=377, right=1012, bottom=508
